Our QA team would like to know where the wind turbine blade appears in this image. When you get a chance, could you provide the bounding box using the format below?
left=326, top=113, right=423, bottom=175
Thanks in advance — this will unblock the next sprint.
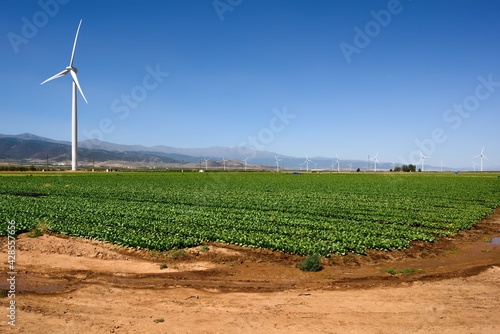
left=70, top=70, right=88, bottom=103
left=483, top=155, right=489, bottom=160
left=69, top=19, right=83, bottom=67
left=40, top=69, right=69, bottom=85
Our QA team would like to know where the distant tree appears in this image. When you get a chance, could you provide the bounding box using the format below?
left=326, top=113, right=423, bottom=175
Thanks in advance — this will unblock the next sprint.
left=401, top=164, right=416, bottom=172
left=394, top=166, right=402, bottom=172
left=356, top=168, right=360, bottom=172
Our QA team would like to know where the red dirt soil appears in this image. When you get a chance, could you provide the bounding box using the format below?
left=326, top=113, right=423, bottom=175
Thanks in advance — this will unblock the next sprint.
left=1, top=209, right=500, bottom=333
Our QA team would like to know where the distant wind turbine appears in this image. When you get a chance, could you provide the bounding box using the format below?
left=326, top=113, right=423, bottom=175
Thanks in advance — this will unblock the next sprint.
left=41, top=19, right=88, bottom=171
left=203, top=158, right=209, bottom=170
left=418, top=151, right=430, bottom=172
left=348, top=162, right=353, bottom=172
left=440, top=160, right=445, bottom=172
left=472, top=146, right=488, bottom=172
left=275, top=156, right=282, bottom=172
left=472, top=160, right=478, bottom=172
left=329, top=160, right=335, bottom=172
left=335, top=155, right=341, bottom=173
left=221, top=157, right=227, bottom=171
left=303, top=156, right=312, bottom=172
left=243, top=157, right=248, bottom=171
left=370, top=152, right=379, bottom=172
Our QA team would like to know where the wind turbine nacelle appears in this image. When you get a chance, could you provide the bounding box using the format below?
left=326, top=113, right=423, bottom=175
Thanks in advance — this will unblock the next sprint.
left=66, top=66, right=77, bottom=73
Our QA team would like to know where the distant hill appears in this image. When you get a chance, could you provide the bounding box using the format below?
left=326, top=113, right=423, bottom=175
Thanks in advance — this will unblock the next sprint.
left=2, top=133, right=492, bottom=171
left=0, top=135, right=180, bottom=167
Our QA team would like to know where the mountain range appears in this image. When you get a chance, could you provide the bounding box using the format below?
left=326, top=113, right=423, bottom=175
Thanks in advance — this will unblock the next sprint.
left=0, top=133, right=492, bottom=171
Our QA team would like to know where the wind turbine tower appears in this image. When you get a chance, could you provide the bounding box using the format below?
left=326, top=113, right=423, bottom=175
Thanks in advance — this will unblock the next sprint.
left=370, top=152, right=379, bottom=172
left=41, top=20, right=88, bottom=171
left=329, top=161, right=335, bottom=172
left=418, top=151, right=430, bottom=172
left=243, top=157, right=248, bottom=171
left=275, top=156, right=282, bottom=172
left=303, top=156, right=312, bottom=172
left=472, top=147, right=488, bottom=172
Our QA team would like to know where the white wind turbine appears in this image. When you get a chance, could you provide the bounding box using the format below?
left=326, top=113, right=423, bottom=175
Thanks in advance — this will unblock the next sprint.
left=303, top=156, right=312, bottom=172
left=275, top=156, right=282, bottom=172
left=329, top=160, right=335, bottom=172
left=472, top=146, right=488, bottom=172
left=370, top=152, right=379, bottom=172
left=440, top=160, right=445, bottom=172
left=472, top=160, right=478, bottom=172
left=418, top=151, right=430, bottom=172
left=348, top=162, right=353, bottom=172
left=243, top=157, right=248, bottom=171
left=335, top=155, right=341, bottom=172
left=203, top=158, right=209, bottom=170
left=41, top=19, right=88, bottom=171
left=221, top=157, right=227, bottom=171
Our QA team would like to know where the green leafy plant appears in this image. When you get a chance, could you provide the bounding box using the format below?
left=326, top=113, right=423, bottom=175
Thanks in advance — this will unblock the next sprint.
left=399, top=268, right=416, bottom=275
left=299, top=254, right=322, bottom=272
left=27, top=219, right=50, bottom=238
left=385, top=267, right=419, bottom=275
left=159, top=263, right=168, bottom=270
left=385, top=268, right=397, bottom=275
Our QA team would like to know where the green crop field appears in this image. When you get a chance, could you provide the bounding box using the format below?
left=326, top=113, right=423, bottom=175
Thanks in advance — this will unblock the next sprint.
left=1, top=172, right=499, bottom=255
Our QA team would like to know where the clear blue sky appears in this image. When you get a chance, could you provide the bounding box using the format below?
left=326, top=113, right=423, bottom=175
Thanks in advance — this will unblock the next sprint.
left=1, top=0, right=499, bottom=169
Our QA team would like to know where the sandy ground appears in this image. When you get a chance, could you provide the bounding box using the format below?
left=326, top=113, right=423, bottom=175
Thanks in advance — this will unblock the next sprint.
left=1, top=210, right=499, bottom=333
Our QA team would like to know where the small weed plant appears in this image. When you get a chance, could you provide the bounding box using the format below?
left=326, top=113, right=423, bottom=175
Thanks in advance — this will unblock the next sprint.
left=28, top=219, right=50, bottom=238
left=385, top=267, right=419, bottom=275
left=299, top=254, right=322, bottom=272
